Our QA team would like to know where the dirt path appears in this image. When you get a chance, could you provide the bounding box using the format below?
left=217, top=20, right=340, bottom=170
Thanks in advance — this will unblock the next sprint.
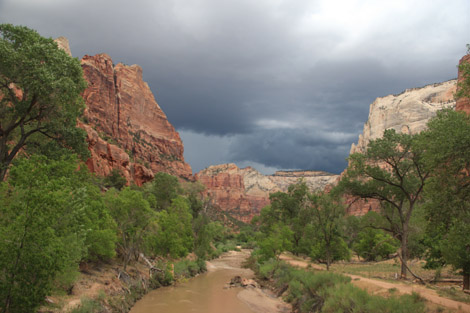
left=280, top=255, right=470, bottom=313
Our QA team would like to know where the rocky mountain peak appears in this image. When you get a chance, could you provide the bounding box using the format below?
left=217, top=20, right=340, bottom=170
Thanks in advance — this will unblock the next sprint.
left=350, top=80, right=456, bottom=155
left=55, top=38, right=192, bottom=185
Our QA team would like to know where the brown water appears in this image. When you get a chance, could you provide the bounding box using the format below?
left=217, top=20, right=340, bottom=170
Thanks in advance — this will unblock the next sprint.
left=130, top=250, right=270, bottom=313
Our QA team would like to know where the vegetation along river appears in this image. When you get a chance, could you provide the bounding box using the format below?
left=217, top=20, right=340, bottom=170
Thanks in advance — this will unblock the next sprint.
left=130, top=250, right=290, bottom=313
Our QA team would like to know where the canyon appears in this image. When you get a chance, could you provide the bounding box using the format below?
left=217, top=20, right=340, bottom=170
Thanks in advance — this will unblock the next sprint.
left=198, top=79, right=458, bottom=219
left=57, top=37, right=469, bottom=221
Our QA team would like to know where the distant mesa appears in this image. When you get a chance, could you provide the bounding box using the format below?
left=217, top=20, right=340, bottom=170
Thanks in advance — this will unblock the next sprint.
left=196, top=163, right=339, bottom=223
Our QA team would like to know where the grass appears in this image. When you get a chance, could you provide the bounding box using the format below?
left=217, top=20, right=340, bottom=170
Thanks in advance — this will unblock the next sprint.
left=437, top=287, right=470, bottom=304
left=329, top=258, right=460, bottom=282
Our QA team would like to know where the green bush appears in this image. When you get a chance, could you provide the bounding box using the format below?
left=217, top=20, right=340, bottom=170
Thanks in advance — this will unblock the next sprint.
left=151, top=262, right=174, bottom=287
left=322, top=284, right=425, bottom=313
left=174, top=259, right=205, bottom=279
left=321, top=283, right=372, bottom=312
left=197, top=258, right=207, bottom=272
left=258, top=258, right=279, bottom=280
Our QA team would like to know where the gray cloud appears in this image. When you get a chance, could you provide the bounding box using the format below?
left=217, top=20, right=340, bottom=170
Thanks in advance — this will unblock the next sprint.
left=1, top=0, right=469, bottom=174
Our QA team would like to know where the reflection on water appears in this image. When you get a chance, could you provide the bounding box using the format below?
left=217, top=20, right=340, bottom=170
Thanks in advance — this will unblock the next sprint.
left=130, top=252, right=257, bottom=313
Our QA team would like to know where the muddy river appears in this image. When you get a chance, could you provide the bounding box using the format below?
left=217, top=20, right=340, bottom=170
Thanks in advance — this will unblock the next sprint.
left=129, top=250, right=290, bottom=313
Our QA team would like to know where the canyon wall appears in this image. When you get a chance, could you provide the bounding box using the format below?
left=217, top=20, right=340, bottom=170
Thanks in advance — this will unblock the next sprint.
left=57, top=38, right=192, bottom=184
left=350, top=80, right=456, bottom=155
left=196, top=164, right=338, bottom=223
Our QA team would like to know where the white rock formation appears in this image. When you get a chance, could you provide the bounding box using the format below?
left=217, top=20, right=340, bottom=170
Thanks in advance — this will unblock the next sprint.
left=350, top=80, right=457, bottom=154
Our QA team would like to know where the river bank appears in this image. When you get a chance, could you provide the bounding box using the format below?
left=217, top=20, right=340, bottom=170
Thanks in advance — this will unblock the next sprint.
left=41, top=250, right=290, bottom=313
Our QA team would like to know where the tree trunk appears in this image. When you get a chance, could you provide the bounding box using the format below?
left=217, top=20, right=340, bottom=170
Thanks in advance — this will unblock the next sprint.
left=326, top=247, right=331, bottom=271
left=464, top=273, right=470, bottom=291
left=400, top=234, right=408, bottom=279
left=0, top=162, right=8, bottom=181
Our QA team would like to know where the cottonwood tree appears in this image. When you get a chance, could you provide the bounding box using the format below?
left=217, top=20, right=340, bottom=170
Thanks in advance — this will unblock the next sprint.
left=104, top=187, right=155, bottom=271
left=268, top=182, right=311, bottom=255
left=339, top=129, right=430, bottom=279
left=154, top=196, right=194, bottom=258
left=0, top=24, right=88, bottom=181
left=308, top=193, right=350, bottom=270
left=420, top=109, right=470, bottom=290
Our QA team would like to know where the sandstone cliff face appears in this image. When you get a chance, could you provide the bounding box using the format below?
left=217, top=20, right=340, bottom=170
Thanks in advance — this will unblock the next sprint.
left=196, top=164, right=338, bottom=223
left=55, top=38, right=192, bottom=184
left=456, top=54, right=470, bottom=114
left=80, top=53, right=192, bottom=183
left=350, top=80, right=456, bottom=155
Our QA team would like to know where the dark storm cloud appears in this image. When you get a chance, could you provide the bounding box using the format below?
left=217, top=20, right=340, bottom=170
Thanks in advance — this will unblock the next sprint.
left=228, top=128, right=356, bottom=174
left=1, top=0, right=469, bottom=174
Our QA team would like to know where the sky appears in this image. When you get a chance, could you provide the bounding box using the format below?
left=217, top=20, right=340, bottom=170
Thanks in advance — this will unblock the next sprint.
left=1, top=0, right=469, bottom=174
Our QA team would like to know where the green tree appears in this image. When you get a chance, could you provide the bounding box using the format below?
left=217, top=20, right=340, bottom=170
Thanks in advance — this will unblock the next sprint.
left=104, top=187, right=154, bottom=271
left=257, top=223, right=293, bottom=261
left=0, top=155, right=116, bottom=312
left=145, top=172, right=182, bottom=210
left=339, top=129, right=430, bottom=279
left=268, top=182, right=310, bottom=255
left=102, top=169, right=127, bottom=190
left=0, top=24, right=88, bottom=181
left=154, top=196, right=194, bottom=258
left=419, top=109, right=470, bottom=290
left=181, top=180, right=206, bottom=218
left=309, top=193, right=350, bottom=270
left=353, top=225, right=399, bottom=261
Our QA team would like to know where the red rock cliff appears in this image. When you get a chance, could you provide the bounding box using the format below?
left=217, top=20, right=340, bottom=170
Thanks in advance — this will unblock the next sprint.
left=79, top=53, right=192, bottom=184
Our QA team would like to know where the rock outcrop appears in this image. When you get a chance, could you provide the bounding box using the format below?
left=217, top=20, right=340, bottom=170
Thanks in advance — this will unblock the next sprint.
left=350, top=80, right=456, bottom=155
left=55, top=37, right=192, bottom=184
left=196, top=164, right=338, bottom=223
left=456, top=54, right=470, bottom=114
left=80, top=53, right=192, bottom=184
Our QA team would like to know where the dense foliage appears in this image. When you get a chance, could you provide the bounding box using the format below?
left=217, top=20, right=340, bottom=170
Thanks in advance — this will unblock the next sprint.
left=0, top=154, right=231, bottom=312
left=0, top=24, right=89, bottom=181
left=0, top=156, right=116, bottom=313
left=252, top=182, right=350, bottom=269
left=418, top=109, right=470, bottom=290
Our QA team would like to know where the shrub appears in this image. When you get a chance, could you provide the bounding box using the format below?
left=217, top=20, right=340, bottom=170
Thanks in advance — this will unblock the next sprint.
left=258, top=258, right=279, bottom=280
left=197, top=258, right=207, bottom=272
left=253, top=258, right=425, bottom=313
left=174, top=259, right=205, bottom=279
